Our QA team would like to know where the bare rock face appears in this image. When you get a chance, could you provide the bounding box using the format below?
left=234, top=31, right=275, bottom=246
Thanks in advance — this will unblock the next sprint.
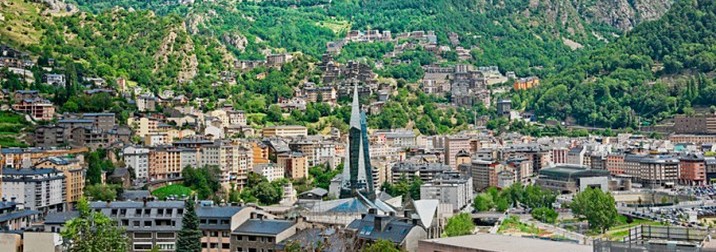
left=583, top=0, right=672, bottom=31
left=222, top=33, right=248, bottom=52
left=42, top=0, right=78, bottom=15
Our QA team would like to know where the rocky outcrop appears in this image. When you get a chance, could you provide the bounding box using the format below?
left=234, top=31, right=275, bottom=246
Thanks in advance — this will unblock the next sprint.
left=222, top=33, right=248, bottom=52
left=582, top=0, right=673, bottom=31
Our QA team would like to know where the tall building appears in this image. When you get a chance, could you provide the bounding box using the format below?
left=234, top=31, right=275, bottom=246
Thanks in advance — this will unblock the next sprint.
left=340, top=85, right=374, bottom=197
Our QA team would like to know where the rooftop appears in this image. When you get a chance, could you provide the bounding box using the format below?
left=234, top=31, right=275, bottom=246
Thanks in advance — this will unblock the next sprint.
left=420, top=234, right=592, bottom=252
left=233, top=219, right=295, bottom=235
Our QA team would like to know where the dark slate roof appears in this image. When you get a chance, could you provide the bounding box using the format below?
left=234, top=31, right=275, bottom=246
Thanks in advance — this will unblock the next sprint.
left=119, top=190, right=151, bottom=201
left=299, top=188, right=328, bottom=197
left=90, top=201, right=184, bottom=209
left=0, top=209, right=40, bottom=222
left=233, top=219, right=295, bottom=235
left=196, top=206, right=244, bottom=218
left=2, top=168, right=58, bottom=176
left=44, top=211, right=79, bottom=225
left=346, top=214, right=416, bottom=244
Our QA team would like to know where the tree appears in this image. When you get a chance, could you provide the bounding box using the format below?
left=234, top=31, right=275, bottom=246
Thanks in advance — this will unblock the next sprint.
left=473, top=194, right=493, bottom=212
left=570, top=188, right=619, bottom=233
left=177, top=200, right=202, bottom=252
left=443, top=213, right=475, bottom=237
left=253, top=181, right=282, bottom=205
left=531, top=207, right=558, bottom=224
left=85, top=184, right=119, bottom=201
left=61, top=197, right=128, bottom=252
left=362, top=239, right=399, bottom=252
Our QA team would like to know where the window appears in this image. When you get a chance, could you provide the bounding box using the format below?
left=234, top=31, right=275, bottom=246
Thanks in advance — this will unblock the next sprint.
left=157, top=209, right=164, bottom=215
left=249, top=236, right=256, bottom=241
left=156, top=233, right=175, bottom=239
left=134, top=233, right=152, bottom=239
left=156, top=242, right=174, bottom=250
left=111, top=209, right=118, bottom=215
left=210, top=231, right=218, bottom=237
left=144, top=221, right=152, bottom=227
left=201, top=243, right=208, bottom=248
left=133, top=243, right=152, bottom=250
left=135, top=209, right=142, bottom=215
left=133, top=221, right=140, bottom=228
left=222, top=243, right=230, bottom=249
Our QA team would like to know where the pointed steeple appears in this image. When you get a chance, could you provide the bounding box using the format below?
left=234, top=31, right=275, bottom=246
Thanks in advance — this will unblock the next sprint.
left=350, top=84, right=361, bottom=129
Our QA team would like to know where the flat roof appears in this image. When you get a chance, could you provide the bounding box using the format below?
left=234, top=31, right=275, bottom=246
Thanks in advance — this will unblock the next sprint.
left=420, top=234, right=592, bottom=252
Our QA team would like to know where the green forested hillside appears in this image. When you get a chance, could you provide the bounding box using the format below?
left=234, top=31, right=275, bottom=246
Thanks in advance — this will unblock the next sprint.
left=530, top=0, right=716, bottom=128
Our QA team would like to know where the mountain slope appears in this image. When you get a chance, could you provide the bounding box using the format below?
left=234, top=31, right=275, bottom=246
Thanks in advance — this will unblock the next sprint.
left=530, top=0, right=716, bottom=128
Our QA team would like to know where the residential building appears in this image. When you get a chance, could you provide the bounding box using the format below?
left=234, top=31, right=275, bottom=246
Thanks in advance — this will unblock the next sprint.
left=468, top=159, right=500, bottom=191
left=124, top=146, right=150, bottom=180
left=680, top=154, right=706, bottom=186
left=199, top=141, right=253, bottom=189
left=277, top=152, right=308, bottom=180
left=513, top=77, right=540, bottom=90
left=347, top=210, right=427, bottom=252
left=443, top=136, right=470, bottom=170
left=262, top=126, right=308, bottom=138
left=35, top=157, right=85, bottom=208
left=148, top=147, right=185, bottom=180
left=566, top=146, right=586, bottom=166
left=391, top=162, right=451, bottom=183
left=673, top=115, right=716, bottom=134
left=89, top=201, right=184, bottom=252
left=230, top=219, right=297, bottom=252
left=1, top=167, right=65, bottom=213
left=196, top=204, right=253, bottom=252
left=43, top=73, right=66, bottom=87
left=420, top=172, right=473, bottom=212
left=496, top=99, right=511, bottom=117
left=639, top=155, right=680, bottom=188
left=12, top=98, right=54, bottom=120
left=137, top=94, right=158, bottom=112
left=253, top=163, right=284, bottom=182
left=0, top=201, right=40, bottom=231
left=606, top=153, right=626, bottom=175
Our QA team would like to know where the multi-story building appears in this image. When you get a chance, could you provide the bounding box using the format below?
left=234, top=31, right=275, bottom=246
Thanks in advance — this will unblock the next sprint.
left=136, top=94, right=158, bottom=112
left=346, top=211, right=427, bottom=252
left=253, top=163, right=284, bottom=182
left=566, top=146, right=586, bottom=166
left=536, top=165, right=611, bottom=193
left=128, top=117, right=159, bottom=137
left=707, top=157, right=716, bottom=184
left=552, top=147, right=569, bottom=164
left=679, top=154, right=705, bottom=186
left=673, top=115, right=716, bottom=134
left=124, top=146, right=150, bottom=180
left=496, top=99, right=511, bottom=117
left=34, top=157, right=85, bottom=208
left=391, top=162, right=452, bottom=183
left=420, top=172, right=473, bottom=212
left=90, top=201, right=184, bottom=252
left=639, top=155, right=680, bottom=188
left=199, top=141, right=252, bottom=189
left=373, top=129, right=417, bottom=147
left=196, top=204, right=253, bottom=252
left=251, top=142, right=270, bottom=165
left=0, top=201, right=40, bottom=231
left=606, top=153, right=626, bottom=175
left=12, top=98, right=54, bottom=120
left=230, top=219, right=297, bottom=252
left=262, top=126, right=308, bottom=138
left=1, top=167, right=65, bottom=213
left=43, top=73, right=66, bottom=87
left=669, top=134, right=716, bottom=145
left=443, top=136, right=470, bottom=170
left=469, top=159, right=500, bottom=191
left=226, top=110, right=247, bottom=127
left=148, top=147, right=185, bottom=180
left=277, top=152, right=308, bottom=180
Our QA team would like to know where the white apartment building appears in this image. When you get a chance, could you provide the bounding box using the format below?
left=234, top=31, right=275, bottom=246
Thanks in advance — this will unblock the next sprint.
left=123, top=146, right=150, bottom=180
left=1, top=168, right=65, bottom=213
left=253, top=163, right=285, bottom=182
